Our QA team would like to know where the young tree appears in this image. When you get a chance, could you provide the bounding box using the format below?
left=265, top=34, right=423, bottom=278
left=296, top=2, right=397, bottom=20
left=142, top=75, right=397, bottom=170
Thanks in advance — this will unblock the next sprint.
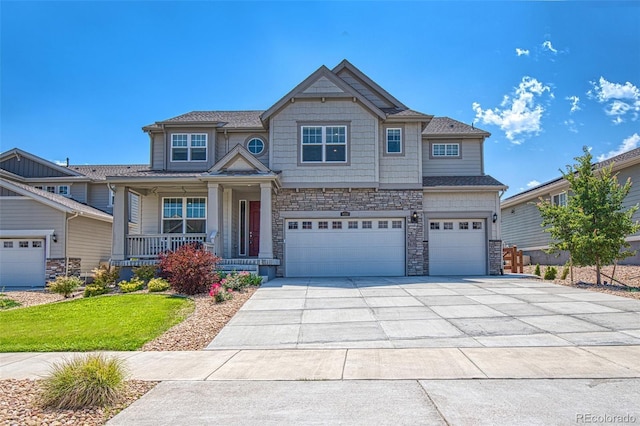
left=537, top=146, right=640, bottom=285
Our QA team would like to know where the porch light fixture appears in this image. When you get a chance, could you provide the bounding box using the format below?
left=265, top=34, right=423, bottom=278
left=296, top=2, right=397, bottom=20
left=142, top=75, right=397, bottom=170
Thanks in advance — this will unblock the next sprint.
left=52, top=233, right=58, bottom=243
left=411, top=211, right=419, bottom=223
left=492, top=213, right=498, bottom=223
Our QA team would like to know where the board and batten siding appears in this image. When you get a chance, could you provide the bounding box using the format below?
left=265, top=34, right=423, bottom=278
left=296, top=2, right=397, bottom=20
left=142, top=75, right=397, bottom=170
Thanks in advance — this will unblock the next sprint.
left=615, top=162, right=640, bottom=238
left=0, top=156, right=69, bottom=178
left=424, top=191, right=500, bottom=239
left=270, top=99, right=378, bottom=185
left=379, top=122, right=422, bottom=184
left=0, top=198, right=66, bottom=258
left=151, top=133, right=166, bottom=170
left=422, top=139, right=483, bottom=176
left=69, top=183, right=87, bottom=203
left=140, top=194, right=160, bottom=234
left=501, top=199, right=551, bottom=249
left=68, top=216, right=112, bottom=274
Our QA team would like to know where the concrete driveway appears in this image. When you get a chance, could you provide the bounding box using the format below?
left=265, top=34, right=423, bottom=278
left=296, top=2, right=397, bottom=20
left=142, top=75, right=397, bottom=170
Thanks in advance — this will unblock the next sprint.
left=207, top=276, right=640, bottom=350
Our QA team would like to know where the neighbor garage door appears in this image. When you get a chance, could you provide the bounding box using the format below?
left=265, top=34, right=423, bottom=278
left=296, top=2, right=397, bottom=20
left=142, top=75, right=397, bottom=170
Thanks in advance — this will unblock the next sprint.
left=0, top=239, right=46, bottom=287
left=285, top=218, right=405, bottom=277
left=429, top=219, right=486, bottom=275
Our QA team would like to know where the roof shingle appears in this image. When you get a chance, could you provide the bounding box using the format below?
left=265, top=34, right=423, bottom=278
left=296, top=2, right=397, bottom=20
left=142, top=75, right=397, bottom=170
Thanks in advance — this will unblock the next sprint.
left=69, top=165, right=149, bottom=180
left=423, top=117, right=489, bottom=136
left=423, top=175, right=506, bottom=187
left=155, top=111, right=265, bottom=129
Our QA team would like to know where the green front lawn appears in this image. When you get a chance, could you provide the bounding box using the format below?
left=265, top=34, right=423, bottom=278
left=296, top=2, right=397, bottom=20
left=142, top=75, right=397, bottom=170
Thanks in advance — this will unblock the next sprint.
left=0, top=294, right=194, bottom=352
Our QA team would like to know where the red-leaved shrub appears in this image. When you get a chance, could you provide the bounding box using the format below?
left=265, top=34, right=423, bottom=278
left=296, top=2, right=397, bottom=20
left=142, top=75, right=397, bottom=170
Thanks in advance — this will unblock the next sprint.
left=158, top=243, right=220, bottom=295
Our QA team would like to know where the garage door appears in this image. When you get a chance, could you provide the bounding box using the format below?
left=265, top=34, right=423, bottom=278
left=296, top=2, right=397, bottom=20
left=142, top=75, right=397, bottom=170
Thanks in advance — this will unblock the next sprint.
left=0, top=239, right=46, bottom=287
left=285, top=218, right=405, bottom=277
left=429, top=219, right=486, bottom=275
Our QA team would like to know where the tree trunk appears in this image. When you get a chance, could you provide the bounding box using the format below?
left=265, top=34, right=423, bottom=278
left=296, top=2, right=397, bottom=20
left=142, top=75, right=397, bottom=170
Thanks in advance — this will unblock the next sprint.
left=570, top=256, right=574, bottom=284
left=595, top=257, right=601, bottom=285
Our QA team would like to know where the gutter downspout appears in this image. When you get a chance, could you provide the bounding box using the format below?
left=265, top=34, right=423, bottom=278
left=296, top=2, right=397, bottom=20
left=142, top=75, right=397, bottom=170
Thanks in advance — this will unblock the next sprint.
left=65, top=212, right=80, bottom=276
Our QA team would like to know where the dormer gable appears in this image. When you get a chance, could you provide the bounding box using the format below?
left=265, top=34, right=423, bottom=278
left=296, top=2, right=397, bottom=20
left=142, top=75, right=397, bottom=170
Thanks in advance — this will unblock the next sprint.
left=260, top=65, right=386, bottom=126
left=0, top=148, right=83, bottom=179
left=208, top=144, right=271, bottom=174
left=332, top=59, right=408, bottom=111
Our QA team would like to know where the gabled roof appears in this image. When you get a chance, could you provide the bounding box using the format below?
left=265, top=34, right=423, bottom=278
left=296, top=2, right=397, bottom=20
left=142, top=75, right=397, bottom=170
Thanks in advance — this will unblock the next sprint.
left=260, top=65, right=387, bottom=124
left=144, top=111, right=265, bottom=131
left=423, top=117, right=490, bottom=137
left=0, top=148, right=84, bottom=178
left=208, top=144, right=271, bottom=174
left=332, top=59, right=408, bottom=110
left=0, top=178, right=112, bottom=222
left=69, top=164, right=149, bottom=181
left=423, top=175, right=507, bottom=189
left=502, top=146, right=640, bottom=207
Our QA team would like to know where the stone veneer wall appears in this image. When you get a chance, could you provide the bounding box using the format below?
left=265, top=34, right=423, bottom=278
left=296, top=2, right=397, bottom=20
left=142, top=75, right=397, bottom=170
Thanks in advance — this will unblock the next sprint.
left=488, top=240, right=502, bottom=275
left=422, top=241, right=429, bottom=275
left=46, top=258, right=81, bottom=281
left=273, top=188, right=424, bottom=277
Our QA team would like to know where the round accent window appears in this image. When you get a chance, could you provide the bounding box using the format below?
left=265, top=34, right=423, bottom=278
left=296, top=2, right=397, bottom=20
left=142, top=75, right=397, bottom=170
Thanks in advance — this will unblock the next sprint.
left=247, top=138, right=265, bottom=155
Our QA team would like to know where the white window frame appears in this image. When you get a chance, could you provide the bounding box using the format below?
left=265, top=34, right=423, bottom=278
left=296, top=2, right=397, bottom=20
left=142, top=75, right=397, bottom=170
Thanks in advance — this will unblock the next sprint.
left=300, top=125, right=347, bottom=163
left=385, top=128, right=402, bottom=154
left=171, top=134, right=208, bottom=162
left=108, top=188, right=115, bottom=207
left=162, top=197, right=207, bottom=234
left=552, top=192, right=567, bottom=207
left=432, top=143, right=460, bottom=157
left=247, top=138, right=265, bottom=155
left=57, top=185, right=70, bottom=197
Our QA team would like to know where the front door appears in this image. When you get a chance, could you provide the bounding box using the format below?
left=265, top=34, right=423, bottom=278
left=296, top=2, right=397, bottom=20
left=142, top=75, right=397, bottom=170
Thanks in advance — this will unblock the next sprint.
left=249, top=201, right=260, bottom=256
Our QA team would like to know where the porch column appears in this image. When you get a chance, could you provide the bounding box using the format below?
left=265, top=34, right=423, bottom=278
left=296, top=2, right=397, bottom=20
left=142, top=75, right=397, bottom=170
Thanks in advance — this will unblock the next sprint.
left=258, top=182, right=273, bottom=258
left=111, top=185, right=129, bottom=261
left=207, top=182, right=223, bottom=256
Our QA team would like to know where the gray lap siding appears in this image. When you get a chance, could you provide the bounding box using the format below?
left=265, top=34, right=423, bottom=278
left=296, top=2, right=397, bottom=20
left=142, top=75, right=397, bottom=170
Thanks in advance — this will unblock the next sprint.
left=272, top=188, right=424, bottom=277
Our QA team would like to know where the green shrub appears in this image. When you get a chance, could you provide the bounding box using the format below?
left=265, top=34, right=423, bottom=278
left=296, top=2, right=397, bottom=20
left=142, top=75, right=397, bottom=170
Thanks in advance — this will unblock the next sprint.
left=544, top=266, right=558, bottom=280
left=84, top=283, right=108, bottom=298
left=147, top=278, right=171, bottom=292
left=47, top=276, right=83, bottom=298
left=133, top=265, right=157, bottom=283
left=220, top=271, right=262, bottom=292
left=118, top=278, right=145, bottom=293
left=534, top=264, right=541, bottom=277
left=561, top=263, right=570, bottom=280
left=38, top=354, right=127, bottom=409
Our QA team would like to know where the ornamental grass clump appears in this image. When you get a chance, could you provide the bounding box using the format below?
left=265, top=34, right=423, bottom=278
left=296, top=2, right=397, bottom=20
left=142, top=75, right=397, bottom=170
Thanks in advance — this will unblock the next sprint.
left=158, top=243, right=220, bottom=295
left=118, top=278, right=145, bottom=293
left=47, top=276, right=83, bottom=298
left=38, top=354, right=127, bottom=409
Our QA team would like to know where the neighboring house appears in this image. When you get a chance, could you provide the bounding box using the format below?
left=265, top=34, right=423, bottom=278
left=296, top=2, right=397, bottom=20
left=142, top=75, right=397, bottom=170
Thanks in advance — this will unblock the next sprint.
left=107, top=60, right=507, bottom=278
left=501, top=147, right=640, bottom=265
left=0, top=148, right=146, bottom=287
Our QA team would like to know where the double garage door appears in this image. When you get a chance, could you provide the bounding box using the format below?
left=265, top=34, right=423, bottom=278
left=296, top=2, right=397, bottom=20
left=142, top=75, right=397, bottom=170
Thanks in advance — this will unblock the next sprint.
left=285, top=218, right=405, bottom=277
left=0, top=239, right=46, bottom=287
left=429, top=219, right=486, bottom=275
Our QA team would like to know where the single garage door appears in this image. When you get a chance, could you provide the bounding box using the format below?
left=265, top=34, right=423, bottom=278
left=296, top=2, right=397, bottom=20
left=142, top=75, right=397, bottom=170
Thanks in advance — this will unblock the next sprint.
left=285, top=218, right=405, bottom=277
left=429, top=219, right=486, bottom=275
left=0, top=239, right=46, bottom=287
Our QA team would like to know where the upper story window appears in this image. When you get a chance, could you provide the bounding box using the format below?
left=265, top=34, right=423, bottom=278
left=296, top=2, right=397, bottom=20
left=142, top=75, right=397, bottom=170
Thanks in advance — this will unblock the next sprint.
left=247, top=138, right=265, bottom=155
left=162, top=197, right=206, bottom=234
left=301, top=125, right=347, bottom=163
left=33, top=185, right=70, bottom=197
left=552, top=192, right=567, bottom=207
left=386, top=128, right=402, bottom=154
left=432, top=143, right=460, bottom=157
left=171, top=134, right=207, bottom=162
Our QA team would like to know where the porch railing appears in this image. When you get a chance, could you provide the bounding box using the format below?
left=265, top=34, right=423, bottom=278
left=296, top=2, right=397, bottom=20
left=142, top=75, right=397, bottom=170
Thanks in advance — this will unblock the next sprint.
left=126, top=234, right=207, bottom=259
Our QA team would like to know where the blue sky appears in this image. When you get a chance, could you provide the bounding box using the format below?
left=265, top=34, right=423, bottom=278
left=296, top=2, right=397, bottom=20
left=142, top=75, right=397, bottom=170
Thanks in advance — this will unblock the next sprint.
left=2, top=1, right=639, bottom=196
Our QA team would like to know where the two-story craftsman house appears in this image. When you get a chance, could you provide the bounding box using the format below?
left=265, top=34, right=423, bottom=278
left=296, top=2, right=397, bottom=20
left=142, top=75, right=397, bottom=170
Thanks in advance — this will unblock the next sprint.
left=107, top=60, right=507, bottom=278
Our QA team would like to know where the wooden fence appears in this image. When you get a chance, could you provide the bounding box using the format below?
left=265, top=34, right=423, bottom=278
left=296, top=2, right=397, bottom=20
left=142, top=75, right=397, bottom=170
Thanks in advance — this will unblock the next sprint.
left=503, top=246, right=524, bottom=274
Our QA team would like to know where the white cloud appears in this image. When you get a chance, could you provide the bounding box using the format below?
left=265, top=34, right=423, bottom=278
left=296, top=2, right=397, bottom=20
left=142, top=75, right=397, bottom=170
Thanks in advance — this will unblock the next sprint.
left=527, top=180, right=541, bottom=188
left=588, top=77, right=640, bottom=123
left=53, top=160, right=67, bottom=166
left=566, top=95, right=580, bottom=113
left=564, top=119, right=579, bottom=133
left=472, top=76, right=552, bottom=144
left=597, top=133, right=640, bottom=161
left=515, top=48, right=530, bottom=56
left=542, top=40, right=558, bottom=53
